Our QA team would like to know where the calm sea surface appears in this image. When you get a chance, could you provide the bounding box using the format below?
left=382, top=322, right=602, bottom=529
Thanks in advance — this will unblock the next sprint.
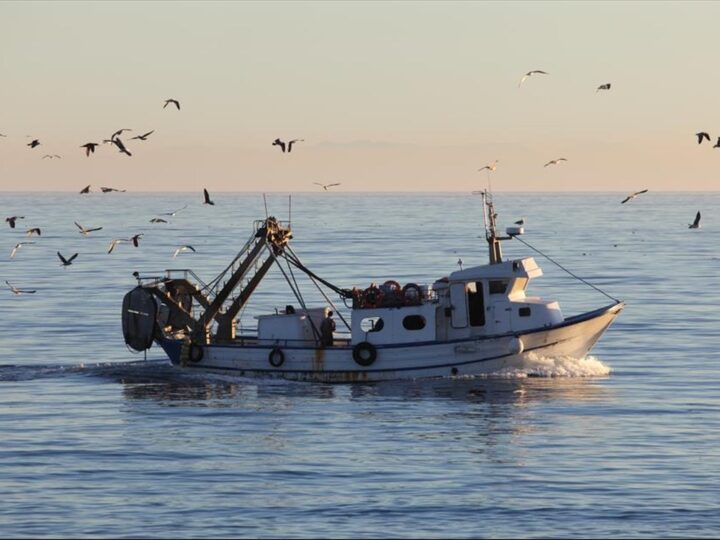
left=1, top=192, right=718, bottom=538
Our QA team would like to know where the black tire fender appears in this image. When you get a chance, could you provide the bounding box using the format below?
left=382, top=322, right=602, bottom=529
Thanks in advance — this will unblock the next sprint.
left=269, top=347, right=285, bottom=368
left=352, top=341, right=377, bottom=367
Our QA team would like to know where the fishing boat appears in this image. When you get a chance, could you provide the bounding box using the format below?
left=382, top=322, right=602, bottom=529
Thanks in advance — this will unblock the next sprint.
left=122, top=193, right=623, bottom=382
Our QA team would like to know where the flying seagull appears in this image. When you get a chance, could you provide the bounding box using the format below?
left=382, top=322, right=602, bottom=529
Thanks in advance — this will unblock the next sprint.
left=478, top=160, right=499, bottom=172
left=621, top=189, right=649, bottom=204
left=203, top=188, right=215, bottom=205
left=544, top=158, right=568, bottom=167
left=287, top=139, right=304, bottom=152
left=161, top=205, right=188, bottom=216
left=688, top=211, right=701, bottom=229
left=75, top=222, right=103, bottom=235
left=6, top=216, right=24, bottom=228
left=272, top=138, right=286, bottom=153
left=164, top=99, right=180, bottom=110
left=107, top=239, right=128, bottom=254
left=10, top=241, right=35, bottom=258
left=150, top=218, right=168, bottom=224
left=514, top=218, right=525, bottom=226
left=104, top=137, right=132, bottom=156
left=57, top=251, right=78, bottom=267
left=130, top=130, right=155, bottom=141
left=81, top=142, right=99, bottom=156
left=696, top=132, right=711, bottom=144
left=313, top=182, right=341, bottom=191
left=130, top=233, right=143, bottom=247
left=596, top=83, right=612, bottom=92
left=27, top=139, right=40, bottom=148
left=26, top=227, right=41, bottom=236
left=173, top=245, right=196, bottom=258
left=110, top=128, right=132, bottom=140
left=100, top=187, right=126, bottom=193
left=79, top=185, right=91, bottom=194
left=518, top=70, right=548, bottom=87
left=6, top=281, right=36, bottom=295
left=714, top=137, right=720, bottom=149
left=42, top=154, right=61, bottom=159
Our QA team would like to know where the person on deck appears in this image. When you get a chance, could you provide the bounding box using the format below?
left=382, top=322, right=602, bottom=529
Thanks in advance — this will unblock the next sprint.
left=320, top=310, right=336, bottom=347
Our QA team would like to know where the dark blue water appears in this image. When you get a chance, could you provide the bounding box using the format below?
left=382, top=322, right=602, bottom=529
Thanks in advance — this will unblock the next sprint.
left=1, top=192, right=718, bottom=538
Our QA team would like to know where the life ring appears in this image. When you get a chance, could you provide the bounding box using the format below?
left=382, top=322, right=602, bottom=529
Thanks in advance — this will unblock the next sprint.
left=352, top=341, right=377, bottom=367
left=188, top=342, right=204, bottom=363
left=363, top=285, right=384, bottom=309
left=402, top=283, right=422, bottom=305
left=269, top=347, right=285, bottom=368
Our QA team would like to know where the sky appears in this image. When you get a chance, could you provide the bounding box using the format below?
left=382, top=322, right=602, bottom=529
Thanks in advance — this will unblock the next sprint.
left=1, top=0, right=719, bottom=192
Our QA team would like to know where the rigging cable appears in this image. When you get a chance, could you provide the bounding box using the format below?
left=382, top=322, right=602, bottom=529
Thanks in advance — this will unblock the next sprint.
left=511, top=235, right=620, bottom=303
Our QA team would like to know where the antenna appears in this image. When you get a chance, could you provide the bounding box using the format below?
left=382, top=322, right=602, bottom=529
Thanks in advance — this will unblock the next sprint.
left=288, top=194, right=292, bottom=226
left=262, top=193, right=269, bottom=219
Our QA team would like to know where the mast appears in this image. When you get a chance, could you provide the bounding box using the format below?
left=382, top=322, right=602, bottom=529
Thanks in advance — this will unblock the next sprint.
left=482, top=190, right=504, bottom=264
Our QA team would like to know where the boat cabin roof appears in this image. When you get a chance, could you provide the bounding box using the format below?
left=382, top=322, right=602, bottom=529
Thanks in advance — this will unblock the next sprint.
left=447, top=257, right=542, bottom=282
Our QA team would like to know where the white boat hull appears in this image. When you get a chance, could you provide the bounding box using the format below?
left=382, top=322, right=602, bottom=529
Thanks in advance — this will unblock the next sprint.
left=158, top=302, right=623, bottom=383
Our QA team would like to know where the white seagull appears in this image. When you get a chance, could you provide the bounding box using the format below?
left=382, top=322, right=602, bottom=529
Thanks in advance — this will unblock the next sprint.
left=478, top=160, right=499, bottom=172
left=518, top=70, right=548, bottom=87
left=313, top=182, right=341, bottom=191
left=10, top=241, right=35, bottom=258
left=107, top=239, right=128, bottom=254
left=6, top=281, right=36, bottom=295
left=75, top=222, right=103, bottom=235
left=621, top=189, right=648, bottom=204
left=544, top=158, right=568, bottom=167
left=173, top=245, right=196, bottom=258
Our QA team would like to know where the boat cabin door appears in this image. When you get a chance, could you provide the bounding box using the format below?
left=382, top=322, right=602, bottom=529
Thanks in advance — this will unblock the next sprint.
left=449, top=283, right=468, bottom=328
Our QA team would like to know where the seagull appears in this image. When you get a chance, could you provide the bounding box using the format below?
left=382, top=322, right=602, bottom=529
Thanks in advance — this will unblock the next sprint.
left=79, top=185, right=91, bottom=194
left=518, top=70, right=548, bottom=87
left=688, top=211, right=701, bottom=229
left=27, top=139, right=40, bottom=148
left=130, top=130, right=155, bottom=141
left=110, top=128, right=132, bottom=140
left=173, top=245, right=196, bottom=258
left=161, top=205, right=188, bottom=216
left=6, top=281, right=36, bottom=295
left=596, top=83, right=612, bottom=92
left=514, top=218, right=525, bottom=226
left=5, top=216, right=24, bottom=228
left=104, top=137, right=132, bottom=156
left=107, top=239, right=128, bottom=254
left=313, top=182, right=341, bottom=191
left=0, top=133, right=7, bottom=137
left=478, top=160, right=499, bottom=172
left=696, top=132, right=711, bottom=145
left=203, top=188, right=215, bottom=205
left=10, top=241, right=35, bottom=258
left=150, top=218, right=168, bottom=224
left=100, top=187, right=126, bottom=193
left=164, top=99, right=180, bottom=110
left=81, top=142, right=99, bottom=156
left=75, top=222, right=103, bottom=235
left=57, top=251, right=78, bottom=267
left=544, top=158, right=568, bottom=167
left=621, top=189, right=649, bottom=204
left=272, top=138, right=286, bottom=152
left=42, top=154, right=61, bottom=159
left=26, top=227, right=41, bottom=236
left=130, top=233, right=143, bottom=247
left=714, top=137, right=720, bottom=149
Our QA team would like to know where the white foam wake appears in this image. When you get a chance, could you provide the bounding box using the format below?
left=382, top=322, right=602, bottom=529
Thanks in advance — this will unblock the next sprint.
left=491, top=354, right=612, bottom=378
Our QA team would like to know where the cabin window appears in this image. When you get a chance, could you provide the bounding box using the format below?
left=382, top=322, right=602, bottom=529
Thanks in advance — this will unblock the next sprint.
left=361, top=317, right=384, bottom=333
left=402, top=315, right=426, bottom=331
left=519, top=307, right=531, bottom=317
left=489, top=280, right=508, bottom=294
left=468, top=282, right=485, bottom=327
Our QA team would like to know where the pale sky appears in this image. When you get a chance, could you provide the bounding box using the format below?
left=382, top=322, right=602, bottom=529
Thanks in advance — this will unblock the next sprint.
left=1, top=1, right=719, bottom=192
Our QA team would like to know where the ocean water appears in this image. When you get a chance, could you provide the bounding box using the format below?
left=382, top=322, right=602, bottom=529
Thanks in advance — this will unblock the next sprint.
left=1, top=191, right=718, bottom=538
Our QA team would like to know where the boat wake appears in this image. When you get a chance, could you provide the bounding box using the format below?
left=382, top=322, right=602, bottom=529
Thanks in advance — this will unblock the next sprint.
left=490, top=354, right=611, bottom=378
